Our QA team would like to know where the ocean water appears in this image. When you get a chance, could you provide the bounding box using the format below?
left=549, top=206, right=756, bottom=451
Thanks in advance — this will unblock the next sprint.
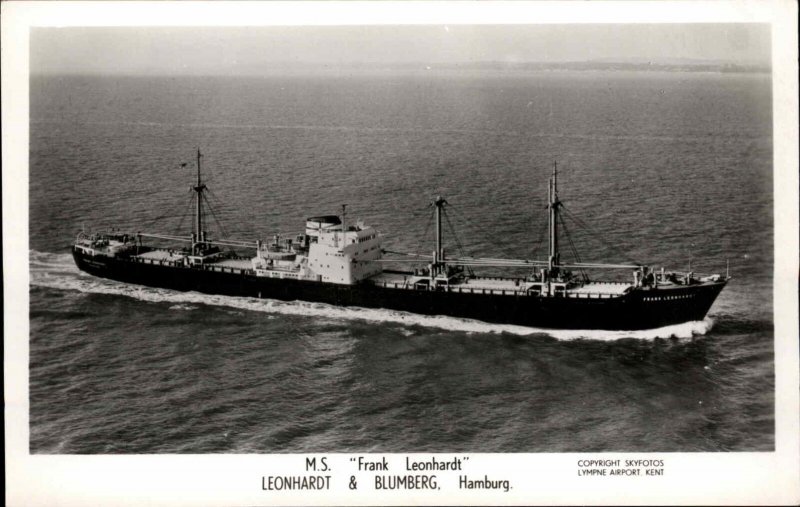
left=28, top=70, right=773, bottom=452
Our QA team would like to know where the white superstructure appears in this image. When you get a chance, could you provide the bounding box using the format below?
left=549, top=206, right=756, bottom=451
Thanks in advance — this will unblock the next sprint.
left=250, top=215, right=384, bottom=284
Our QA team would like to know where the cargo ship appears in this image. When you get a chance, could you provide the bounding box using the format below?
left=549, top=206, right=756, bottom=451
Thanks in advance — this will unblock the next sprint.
left=72, top=150, right=729, bottom=330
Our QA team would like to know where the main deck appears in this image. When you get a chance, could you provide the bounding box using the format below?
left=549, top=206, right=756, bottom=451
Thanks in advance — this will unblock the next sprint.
left=119, top=247, right=709, bottom=304
left=368, top=271, right=634, bottom=298
left=133, top=249, right=253, bottom=270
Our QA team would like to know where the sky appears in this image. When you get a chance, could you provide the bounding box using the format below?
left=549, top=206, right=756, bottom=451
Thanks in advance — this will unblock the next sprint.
left=30, top=24, right=771, bottom=75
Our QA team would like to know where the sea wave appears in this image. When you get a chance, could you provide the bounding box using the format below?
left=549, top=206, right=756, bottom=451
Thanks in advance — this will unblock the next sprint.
left=29, top=250, right=712, bottom=340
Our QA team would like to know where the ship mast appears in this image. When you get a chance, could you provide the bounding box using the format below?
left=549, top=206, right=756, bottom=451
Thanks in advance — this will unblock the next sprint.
left=340, top=203, right=347, bottom=250
left=433, top=195, right=447, bottom=276
left=193, top=148, right=207, bottom=250
left=548, top=161, right=560, bottom=273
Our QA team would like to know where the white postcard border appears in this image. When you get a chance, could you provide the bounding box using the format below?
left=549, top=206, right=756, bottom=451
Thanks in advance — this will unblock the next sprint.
left=4, top=1, right=798, bottom=506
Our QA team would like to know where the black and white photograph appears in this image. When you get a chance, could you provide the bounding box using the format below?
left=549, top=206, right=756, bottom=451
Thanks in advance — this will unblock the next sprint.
left=4, top=1, right=799, bottom=505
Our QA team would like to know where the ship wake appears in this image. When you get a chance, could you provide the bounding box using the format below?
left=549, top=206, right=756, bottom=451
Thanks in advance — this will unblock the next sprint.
left=30, top=250, right=713, bottom=341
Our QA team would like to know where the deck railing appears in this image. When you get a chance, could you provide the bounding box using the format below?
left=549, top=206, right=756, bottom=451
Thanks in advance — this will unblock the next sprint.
left=376, top=280, right=623, bottom=298
left=124, top=258, right=627, bottom=297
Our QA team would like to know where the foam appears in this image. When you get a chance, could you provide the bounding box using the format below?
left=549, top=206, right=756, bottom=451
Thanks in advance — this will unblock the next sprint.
left=30, top=250, right=713, bottom=340
left=168, top=304, right=199, bottom=311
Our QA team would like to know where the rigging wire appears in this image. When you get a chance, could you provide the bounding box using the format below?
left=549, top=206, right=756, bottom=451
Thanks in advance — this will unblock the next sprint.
left=204, top=187, right=241, bottom=241
left=414, top=207, right=436, bottom=255
left=446, top=204, right=507, bottom=251
left=173, top=190, right=197, bottom=238
left=201, top=193, right=228, bottom=238
left=141, top=187, right=194, bottom=233
left=530, top=211, right=550, bottom=259
left=560, top=204, right=640, bottom=265
left=446, top=201, right=550, bottom=264
left=557, top=212, right=588, bottom=282
left=445, top=204, right=520, bottom=262
left=442, top=208, right=475, bottom=277
left=204, top=188, right=227, bottom=214
left=201, top=193, right=235, bottom=253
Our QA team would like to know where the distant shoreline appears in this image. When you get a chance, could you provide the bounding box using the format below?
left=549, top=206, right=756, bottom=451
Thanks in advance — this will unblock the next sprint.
left=30, top=68, right=771, bottom=79
left=434, top=61, right=771, bottom=74
left=30, top=60, right=771, bottom=78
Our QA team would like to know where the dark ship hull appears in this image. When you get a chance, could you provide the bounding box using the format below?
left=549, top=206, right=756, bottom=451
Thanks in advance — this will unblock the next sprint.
left=73, top=247, right=726, bottom=331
